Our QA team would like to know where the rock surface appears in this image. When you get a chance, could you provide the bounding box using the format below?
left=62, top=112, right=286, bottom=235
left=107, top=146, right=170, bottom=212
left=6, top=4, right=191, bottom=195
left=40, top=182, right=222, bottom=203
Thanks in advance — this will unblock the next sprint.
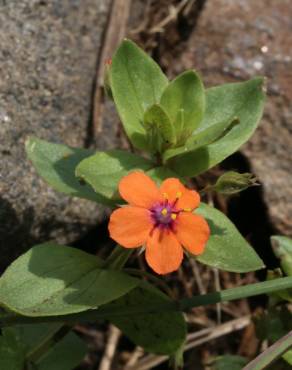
left=171, top=0, right=292, bottom=235
left=0, top=0, right=113, bottom=271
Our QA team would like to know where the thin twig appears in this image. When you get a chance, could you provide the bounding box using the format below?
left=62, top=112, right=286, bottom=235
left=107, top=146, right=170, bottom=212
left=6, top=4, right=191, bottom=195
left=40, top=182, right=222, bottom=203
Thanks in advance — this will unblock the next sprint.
left=130, top=0, right=152, bottom=35
left=182, top=0, right=197, bottom=16
left=125, top=347, right=144, bottom=367
left=178, top=266, right=193, bottom=297
left=189, top=259, right=206, bottom=294
left=98, top=325, right=121, bottom=370
left=213, top=268, right=222, bottom=324
left=148, top=0, right=189, bottom=34
left=92, top=0, right=131, bottom=138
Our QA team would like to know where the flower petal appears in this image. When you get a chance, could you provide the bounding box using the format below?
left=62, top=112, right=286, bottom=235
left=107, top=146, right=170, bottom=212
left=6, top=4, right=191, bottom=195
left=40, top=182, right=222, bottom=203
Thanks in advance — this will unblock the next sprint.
left=119, top=171, right=161, bottom=208
left=160, top=178, right=200, bottom=210
left=109, top=206, right=153, bottom=248
left=175, top=212, right=210, bottom=255
left=146, top=228, right=183, bottom=274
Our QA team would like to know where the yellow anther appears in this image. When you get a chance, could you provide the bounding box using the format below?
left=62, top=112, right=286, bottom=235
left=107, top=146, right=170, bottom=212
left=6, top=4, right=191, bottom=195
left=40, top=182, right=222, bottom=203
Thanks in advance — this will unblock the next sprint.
left=161, top=208, right=168, bottom=216
left=176, top=191, right=182, bottom=198
left=162, top=192, right=168, bottom=199
left=184, top=208, right=191, bottom=212
left=171, top=213, right=177, bottom=220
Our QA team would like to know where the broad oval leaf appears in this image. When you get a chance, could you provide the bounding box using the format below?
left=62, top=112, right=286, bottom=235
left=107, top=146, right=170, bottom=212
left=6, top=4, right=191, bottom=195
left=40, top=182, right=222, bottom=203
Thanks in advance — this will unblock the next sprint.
left=75, top=150, right=153, bottom=200
left=111, top=39, right=168, bottom=150
left=196, top=203, right=265, bottom=272
left=105, top=282, right=186, bottom=355
left=160, top=70, right=205, bottom=145
left=168, top=78, right=265, bottom=176
left=0, top=243, right=139, bottom=316
left=25, top=137, right=111, bottom=205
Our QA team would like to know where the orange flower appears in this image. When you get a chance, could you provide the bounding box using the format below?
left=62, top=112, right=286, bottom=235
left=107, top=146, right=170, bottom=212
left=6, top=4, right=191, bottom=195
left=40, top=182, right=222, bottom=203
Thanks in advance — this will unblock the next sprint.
left=108, top=172, right=210, bottom=274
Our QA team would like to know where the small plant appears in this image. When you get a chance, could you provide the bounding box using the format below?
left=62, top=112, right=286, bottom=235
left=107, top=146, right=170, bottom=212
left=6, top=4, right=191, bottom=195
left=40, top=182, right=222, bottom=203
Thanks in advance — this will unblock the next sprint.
left=1, top=40, right=291, bottom=370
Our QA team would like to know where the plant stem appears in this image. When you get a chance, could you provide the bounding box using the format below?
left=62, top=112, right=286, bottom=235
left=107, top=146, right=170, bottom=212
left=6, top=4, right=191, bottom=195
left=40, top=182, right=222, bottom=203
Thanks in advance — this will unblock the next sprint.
left=124, top=268, right=174, bottom=298
left=1, top=276, right=292, bottom=328
left=25, top=324, right=71, bottom=364
left=243, top=330, right=292, bottom=370
left=104, top=245, right=133, bottom=270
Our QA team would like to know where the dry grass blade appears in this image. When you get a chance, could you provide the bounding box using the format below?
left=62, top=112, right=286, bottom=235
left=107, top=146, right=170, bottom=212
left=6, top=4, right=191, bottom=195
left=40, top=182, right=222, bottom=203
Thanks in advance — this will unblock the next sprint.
left=98, top=325, right=121, bottom=370
left=149, top=0, right=189, bottom=34
left=92, top=0, right=132, bottom=139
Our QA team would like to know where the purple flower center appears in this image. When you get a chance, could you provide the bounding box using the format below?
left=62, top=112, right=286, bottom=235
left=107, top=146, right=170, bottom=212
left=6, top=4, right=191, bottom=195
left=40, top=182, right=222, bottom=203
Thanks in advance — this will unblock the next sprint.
left=150, top=201, right=178, bottom=229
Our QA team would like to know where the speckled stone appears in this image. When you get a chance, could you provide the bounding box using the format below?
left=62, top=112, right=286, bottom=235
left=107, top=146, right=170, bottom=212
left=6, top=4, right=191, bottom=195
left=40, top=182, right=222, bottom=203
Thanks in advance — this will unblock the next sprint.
left=172, top=0, right=292, bottom=235
left=0, top=0, right=113, bottom=271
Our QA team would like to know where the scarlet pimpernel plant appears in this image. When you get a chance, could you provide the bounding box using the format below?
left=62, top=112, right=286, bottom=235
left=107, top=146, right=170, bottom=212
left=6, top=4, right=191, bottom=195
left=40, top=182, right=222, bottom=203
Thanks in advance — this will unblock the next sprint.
left=1, top=40, right=292, bottom=369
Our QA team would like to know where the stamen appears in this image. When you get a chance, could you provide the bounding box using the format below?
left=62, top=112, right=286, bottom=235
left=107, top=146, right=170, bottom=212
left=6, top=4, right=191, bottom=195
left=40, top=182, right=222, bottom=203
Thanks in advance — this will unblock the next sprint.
left=176, top=191, right=182, bottom=198
left=161, top=208, right=168, bottom=216
left=171, top=213, right=177, bottom=220
left=184, top=207, right=192, bottom=212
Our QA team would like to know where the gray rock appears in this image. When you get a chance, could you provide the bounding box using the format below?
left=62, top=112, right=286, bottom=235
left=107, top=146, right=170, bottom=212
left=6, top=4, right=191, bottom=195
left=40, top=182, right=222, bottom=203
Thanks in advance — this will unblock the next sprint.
left=172, top=0, right=292, bottom=235
left=0, top=0, right=113, bottom=271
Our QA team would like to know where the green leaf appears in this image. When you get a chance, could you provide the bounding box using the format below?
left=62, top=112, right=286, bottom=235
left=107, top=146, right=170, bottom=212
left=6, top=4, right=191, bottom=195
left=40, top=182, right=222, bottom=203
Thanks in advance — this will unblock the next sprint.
left=212, top=355, right=248, bottom=370
left=160, top=70, right=205, bottom=145
left=0, top=327, right=25, bottom=370
left=75, top=150, right=153, bottom=201
left=105, top=282, right=186, bottom=355
left=25, top=137, right=111, bottom=205
left=271, top=236, right=292, bottom=277
left=167, top=78, right=265, bottom=176
left=110, top=39, right=168, bottom=150
left=143, top=104, right=175, bottom=152
left=164, top=116, right=237, bottom=162
left=196, top=203, right=265, bottom=272
left=0, top=243, right=139, bottom=316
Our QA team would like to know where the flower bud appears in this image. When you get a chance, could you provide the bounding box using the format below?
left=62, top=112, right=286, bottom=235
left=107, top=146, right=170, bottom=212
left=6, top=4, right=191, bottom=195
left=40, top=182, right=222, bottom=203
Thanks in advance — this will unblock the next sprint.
left=271, top=236, right=292, bottom=277
left=210, top=171, right=259, bottom=195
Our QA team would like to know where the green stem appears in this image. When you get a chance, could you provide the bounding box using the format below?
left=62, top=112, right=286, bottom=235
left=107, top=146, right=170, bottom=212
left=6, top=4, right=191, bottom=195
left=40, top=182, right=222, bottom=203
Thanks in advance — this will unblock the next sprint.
left=104, top=245, right=133, bottom=270
left=1, top=276, right=292, bottom=328
left=243, top=330, right=292, bottom=370
left=25, top=324, right=71, bottom=364
left=124, top=268, right=174, bottom=298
